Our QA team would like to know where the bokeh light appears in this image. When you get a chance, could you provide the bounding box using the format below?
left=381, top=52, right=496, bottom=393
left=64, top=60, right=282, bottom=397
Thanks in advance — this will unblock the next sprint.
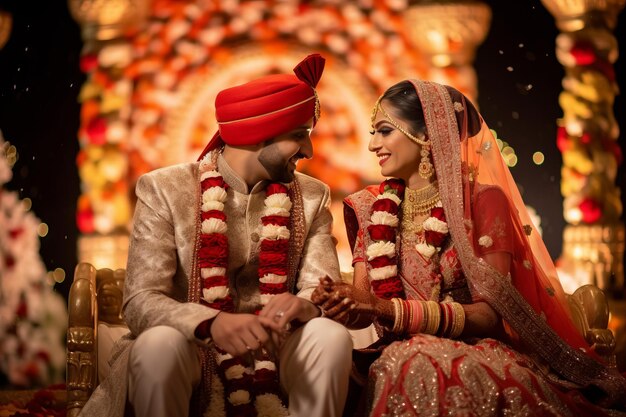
left=37, top=222, right=49, bottom=237
left=52, top=268, right=66, bottom=283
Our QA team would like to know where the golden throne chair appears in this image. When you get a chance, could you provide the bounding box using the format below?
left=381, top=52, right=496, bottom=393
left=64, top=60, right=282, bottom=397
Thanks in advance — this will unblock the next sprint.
left=65, top=265, right=617, bottom=417
left=66, top=262, right=128, bottom=417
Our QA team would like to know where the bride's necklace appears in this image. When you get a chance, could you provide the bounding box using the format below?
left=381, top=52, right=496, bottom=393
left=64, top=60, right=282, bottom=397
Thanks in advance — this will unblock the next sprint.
left=401, top=181, right=439, bottom=235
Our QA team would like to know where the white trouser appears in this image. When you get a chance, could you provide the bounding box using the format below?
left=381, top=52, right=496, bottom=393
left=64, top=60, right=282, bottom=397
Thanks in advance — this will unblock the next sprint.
left=128, top=326, right=201, bottom=417
left=128, top=318, right=352, bottom=417
left=279, top=317, right=353, bottom=417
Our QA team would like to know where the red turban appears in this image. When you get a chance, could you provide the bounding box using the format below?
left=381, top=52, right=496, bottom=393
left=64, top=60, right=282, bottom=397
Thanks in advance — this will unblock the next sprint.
left=198, top=54, right=325, bottom=159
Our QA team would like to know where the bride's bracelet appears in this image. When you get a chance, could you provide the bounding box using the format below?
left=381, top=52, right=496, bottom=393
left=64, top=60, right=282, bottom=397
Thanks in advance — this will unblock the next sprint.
left=391, top=298, right=406, bottom=334
left=392, top=299, right=465, bottom=339
left=447, top=302, right=466, bottom=338
left=422, top=300, right=440, bottom=335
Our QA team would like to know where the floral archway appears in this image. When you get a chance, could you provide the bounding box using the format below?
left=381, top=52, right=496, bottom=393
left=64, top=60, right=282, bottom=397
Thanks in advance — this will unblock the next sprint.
left=72, top=0, right=456, bottom=268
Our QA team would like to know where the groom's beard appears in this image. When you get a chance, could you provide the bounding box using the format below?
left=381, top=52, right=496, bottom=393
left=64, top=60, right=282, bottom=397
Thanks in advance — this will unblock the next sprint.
left=258, top=145, right=303, bottom=183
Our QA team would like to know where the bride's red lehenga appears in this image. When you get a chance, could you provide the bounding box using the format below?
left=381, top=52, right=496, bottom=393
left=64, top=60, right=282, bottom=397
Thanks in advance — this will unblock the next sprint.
left=344, top=80, right=626, bottom=416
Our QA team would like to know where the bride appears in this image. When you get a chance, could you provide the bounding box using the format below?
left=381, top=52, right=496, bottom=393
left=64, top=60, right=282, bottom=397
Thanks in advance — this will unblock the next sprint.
left=312, top=79, right=626, bottom=416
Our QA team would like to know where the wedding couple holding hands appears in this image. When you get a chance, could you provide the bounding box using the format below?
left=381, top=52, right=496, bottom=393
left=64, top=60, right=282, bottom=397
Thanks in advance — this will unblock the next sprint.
left=79, top=54, right=626, bottom=417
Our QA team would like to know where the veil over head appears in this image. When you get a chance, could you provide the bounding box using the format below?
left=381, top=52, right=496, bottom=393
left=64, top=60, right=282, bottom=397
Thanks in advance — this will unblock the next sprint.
left=406, top=80, right=625, bottom=404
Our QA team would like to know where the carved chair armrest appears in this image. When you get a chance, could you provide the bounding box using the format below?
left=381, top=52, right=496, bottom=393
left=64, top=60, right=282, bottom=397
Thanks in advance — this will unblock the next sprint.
left=66, top=263, right=98, bottom=417
left=96, top=268, right=126, bottom=326
left=567, top=284, right=617, bottom=367
left=66, top=263, right=127, bottom=417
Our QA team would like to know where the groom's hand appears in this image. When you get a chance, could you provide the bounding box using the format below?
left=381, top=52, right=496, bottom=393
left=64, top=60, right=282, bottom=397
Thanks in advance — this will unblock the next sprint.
left=260, top=292, right=320, bottom=327
left=209, top=312, right=282, bottom=357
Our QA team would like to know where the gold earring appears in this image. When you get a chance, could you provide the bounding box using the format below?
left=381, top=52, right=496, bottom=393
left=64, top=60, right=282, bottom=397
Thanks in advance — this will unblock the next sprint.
left=419, top=147, right=434, bottom=179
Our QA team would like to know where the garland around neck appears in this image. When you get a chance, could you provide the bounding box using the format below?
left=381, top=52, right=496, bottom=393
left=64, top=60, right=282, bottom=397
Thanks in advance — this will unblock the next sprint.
left=197, top=151, right=289, bottom=417
left=366, top=178, right=449, bottom=301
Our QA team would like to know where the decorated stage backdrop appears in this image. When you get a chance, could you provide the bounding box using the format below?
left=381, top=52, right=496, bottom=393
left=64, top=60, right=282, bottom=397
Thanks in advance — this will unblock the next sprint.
left=70, top=0, right=491, bottom=269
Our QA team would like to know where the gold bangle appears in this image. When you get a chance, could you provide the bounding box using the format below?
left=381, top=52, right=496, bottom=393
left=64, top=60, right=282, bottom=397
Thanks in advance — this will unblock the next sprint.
left=392, top=298, right=405, bottom=334
left=423, top=300, right=440, bottom=335
left=448, top=302, right=465, bottom=339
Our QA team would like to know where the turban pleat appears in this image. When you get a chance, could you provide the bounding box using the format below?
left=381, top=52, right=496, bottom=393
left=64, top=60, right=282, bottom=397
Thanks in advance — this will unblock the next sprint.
left=294, top=53, right=325, bottom=88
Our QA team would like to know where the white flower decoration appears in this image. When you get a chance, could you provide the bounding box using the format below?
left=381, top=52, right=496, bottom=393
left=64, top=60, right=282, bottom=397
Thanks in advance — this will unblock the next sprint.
left=370, top=211, right=399, bottom=227
left=366, top=241, right=396, bottom=260
left=201, top=267, right=227, bottom=279
left=200, top=170, right=221, bottom=181
left=415, top=242, right=437, bottom=258
left=256, top=393, right=289, bottom=417
left=369, top=265, right=398, bottom=281
left=264, top=207, right=290, bottom=217
left=203, top=186, right=228, bottom=203
left=213, top=352, right=231, bottom=365
left=260, top=294, right=275, bottom=305
left=202, top=200, right=225, bottom=212
left=228, top=390, right=251, bottom=406
left=264, top=193, right=292, bottom=211
left=201, top=218, right=227, bottom=234
left=259, top=274, right=287, bottom=284
left=202, top=286, right=229, bottom=303
left=225, top=364, right=248, bottom=380
left=254, top=360, right=277, bottom=372
left=377, top=192, right=401, bottom=205
left=260, top=224, right=290, bottom=240
left=423, top=216, right=448, bottom=233
left=478, top=235, right=493, bottom=248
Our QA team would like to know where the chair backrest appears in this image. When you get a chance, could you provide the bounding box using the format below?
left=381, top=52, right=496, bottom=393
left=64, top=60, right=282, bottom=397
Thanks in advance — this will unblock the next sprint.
left=66, top=262, right=126, bottom=417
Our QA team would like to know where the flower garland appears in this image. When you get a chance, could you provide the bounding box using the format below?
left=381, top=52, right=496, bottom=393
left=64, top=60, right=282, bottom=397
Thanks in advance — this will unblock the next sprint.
left=366, top=178, right=449, bottom=301
left=198, top=152, right=289, bottom=417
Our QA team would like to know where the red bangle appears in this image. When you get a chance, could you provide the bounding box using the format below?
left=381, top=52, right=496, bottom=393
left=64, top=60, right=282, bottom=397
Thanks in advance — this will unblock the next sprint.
left=194, top=319, right=212, bottom=339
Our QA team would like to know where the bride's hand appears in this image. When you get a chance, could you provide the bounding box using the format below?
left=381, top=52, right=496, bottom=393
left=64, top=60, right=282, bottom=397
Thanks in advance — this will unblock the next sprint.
left=312, top=277, right=376, bottom=322
left=312, top=277, right=350, bottom=320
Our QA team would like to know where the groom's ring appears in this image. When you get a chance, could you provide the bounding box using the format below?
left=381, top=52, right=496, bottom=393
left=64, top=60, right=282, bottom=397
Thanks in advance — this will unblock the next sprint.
left=275, top=310, right=285, bottom=318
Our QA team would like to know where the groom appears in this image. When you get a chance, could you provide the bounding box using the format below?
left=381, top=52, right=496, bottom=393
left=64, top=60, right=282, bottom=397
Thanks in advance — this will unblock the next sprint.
left=79, top=54, right=352, bottom=417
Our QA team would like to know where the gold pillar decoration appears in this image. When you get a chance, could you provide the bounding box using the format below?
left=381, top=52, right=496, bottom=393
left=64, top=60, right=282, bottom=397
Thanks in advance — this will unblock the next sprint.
left=70, top=0, right=150, bottom=270
left=541, top=0, right=626, bottom=371
left=68, top=0, right=150, bottom=41
left=0, top=9, right=12, bottom=50
left=541, top=0, right=625, bottom=290
left=403, top=0, right=491, bottom=104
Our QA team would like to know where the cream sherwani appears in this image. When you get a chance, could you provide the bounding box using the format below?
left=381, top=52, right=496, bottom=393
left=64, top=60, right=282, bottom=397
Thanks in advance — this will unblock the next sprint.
left=79, top=156, right=351, bottom=417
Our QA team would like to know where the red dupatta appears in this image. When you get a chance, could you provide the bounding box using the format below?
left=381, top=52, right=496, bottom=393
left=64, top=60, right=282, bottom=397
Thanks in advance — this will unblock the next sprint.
left=408, top=80, right=625, bottom=405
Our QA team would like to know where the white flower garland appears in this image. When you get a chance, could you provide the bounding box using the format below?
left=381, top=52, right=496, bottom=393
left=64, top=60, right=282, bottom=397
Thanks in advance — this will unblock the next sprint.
left=198, top=153, right=289, bottom=416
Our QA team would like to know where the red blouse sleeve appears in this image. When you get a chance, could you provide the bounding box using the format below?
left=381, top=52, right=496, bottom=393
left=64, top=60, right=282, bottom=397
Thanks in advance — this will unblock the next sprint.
left=472, top=186, right=514, bottom=256
left=352, top=228, right=365, bottom=265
